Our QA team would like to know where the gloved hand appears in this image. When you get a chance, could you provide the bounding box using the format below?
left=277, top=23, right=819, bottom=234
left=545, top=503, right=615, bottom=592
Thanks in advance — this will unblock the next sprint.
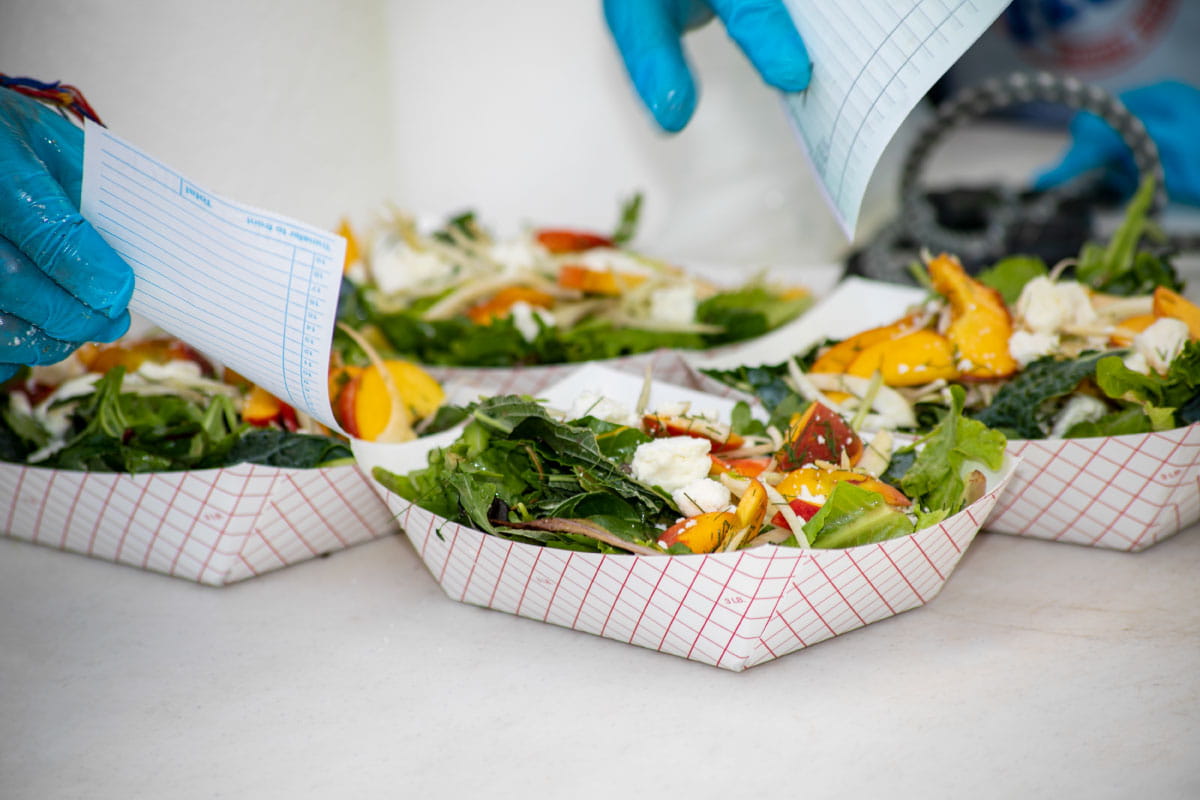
left=603, top=0, right=811, bottom=132
left=0, top=87, right=133, bottom=383
left=1034, top=81, right=1200, bottom=206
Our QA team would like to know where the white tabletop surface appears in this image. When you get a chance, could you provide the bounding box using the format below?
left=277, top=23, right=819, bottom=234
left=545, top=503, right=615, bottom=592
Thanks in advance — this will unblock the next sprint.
left=2, top=524, right=1198, bottom=799
left=5, top=123, right=1200, bottom=799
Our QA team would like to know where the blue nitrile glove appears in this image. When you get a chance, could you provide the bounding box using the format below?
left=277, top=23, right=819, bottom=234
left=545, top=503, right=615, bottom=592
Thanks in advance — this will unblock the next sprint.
left=1034, top=81, right=1200, bottom=206
left=603, top=0, right=811, bottom=132
left=0, top=87, right=133, bottom=382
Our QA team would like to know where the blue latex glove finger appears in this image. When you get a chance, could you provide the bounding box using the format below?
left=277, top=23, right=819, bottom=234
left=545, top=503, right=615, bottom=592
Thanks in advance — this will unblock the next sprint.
left=0, top=364, right=17, bottom=383
left=1034, top=81, right=1200, bottom=206
left=0, top=235, right=129, bottom=342
left=604, top=0, right=709, bottom=132
left=707, top=0, right=811, bottom=91
left=604, top=0, right=809, bottom=132
left=0, top=311, right=83, bottom=367
left=0, top=88, right=135, bottom=317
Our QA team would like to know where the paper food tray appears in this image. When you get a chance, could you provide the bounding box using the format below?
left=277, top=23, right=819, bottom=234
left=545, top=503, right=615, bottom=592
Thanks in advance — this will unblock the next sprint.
left=684, top=279, right=1200, bottom=552
left=985, top=424, right=1200, bottom=551
left=358, top=364, right=1013, bottom=671
left=1, top=461, right=398, bottom=586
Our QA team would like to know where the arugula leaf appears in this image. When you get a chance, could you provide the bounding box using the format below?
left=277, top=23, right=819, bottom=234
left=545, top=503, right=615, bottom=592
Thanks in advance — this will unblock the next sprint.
left=802, top=482, right=914, bottom=548
left=610, top=192, right=643, bottom=246
left=6, top=367, right=352, bottom=473
left=0, top=395, right=49, bottom=461
left=1092, top=342, right=1200, bottom=431
left=973, top=352, right=1110, bottom=439
left=975, top=255, right=1048, bottom=305
left=901, top=385, right=1005, bottom=515
left=376, top=396, right=678, bottom=548
left=1073, top=177, right=1181, bottom=295
left=697, top=286, right=812, bottom=340
left=1064, top=407, right=1154, bottom=438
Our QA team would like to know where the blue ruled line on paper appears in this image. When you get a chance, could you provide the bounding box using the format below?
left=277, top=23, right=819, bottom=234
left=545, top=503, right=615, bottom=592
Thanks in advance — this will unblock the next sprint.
left=79, top=122, right=347, bottom=432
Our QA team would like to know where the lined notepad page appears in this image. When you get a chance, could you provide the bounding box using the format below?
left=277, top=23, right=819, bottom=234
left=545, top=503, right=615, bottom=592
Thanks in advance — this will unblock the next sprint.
left=80, top=123, right=345, bottom=432
left=781, top=0, right=1008, bottom=236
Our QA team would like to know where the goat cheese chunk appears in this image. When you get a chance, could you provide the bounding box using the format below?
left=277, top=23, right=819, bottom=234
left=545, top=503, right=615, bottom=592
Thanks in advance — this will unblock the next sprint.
left=1049, top=394, right=1109, bottom=438
left=671, top=478, right=733, bottom=518
left=1126, top=317, right=1189, bottom=376
left=1007, top=330, right=1060, bottom=368
left=648, top=285, right=698, bottom=326
left=631, top=436, right=712, bottom=493
left=1015, top=277, right=1097, bottom=335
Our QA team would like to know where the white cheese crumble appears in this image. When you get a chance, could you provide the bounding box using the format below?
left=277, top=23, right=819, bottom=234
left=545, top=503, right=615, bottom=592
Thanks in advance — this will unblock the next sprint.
left=489, top=235, right=545, bottom=275
left=648, top=285, right=698, bottom=326
left=1014, top=277, right=1097, bottom=335
left=508, top=301, right=554, bottom=342
left=1049, top=394, right=1109, bottom=438
left=576, top=247, right=653, bottom=276
left=369, top=241, right=450, bottom=295
left=1007, top=330, right=1060, bottom=368
left=631, top=436, right=712, bottom=493
left=671, top=478, right=732, bottom=518
left=1126, top=317, right=1189, bottom=376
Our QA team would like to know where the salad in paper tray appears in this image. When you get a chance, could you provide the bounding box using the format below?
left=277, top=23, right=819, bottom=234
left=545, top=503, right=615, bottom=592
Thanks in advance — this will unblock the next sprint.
left=702, top=180, right=1200, bottom=550
left=359, top=365, right=1015, bottom=670
left=371, top=366, right=1008, bottom=556
left=333, top=195, right=812, bottom=369
left=0, top=334, right=456, bottom=584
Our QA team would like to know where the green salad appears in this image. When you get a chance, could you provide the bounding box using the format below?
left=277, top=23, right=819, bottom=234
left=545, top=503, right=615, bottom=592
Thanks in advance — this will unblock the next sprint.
left=373, top=383, right=1005, bottom=556
left=1, top=340, right=352, bottom=473
left=706, top=180, right=1200, bottom=441
left=334, top=196, right=812, bottom=367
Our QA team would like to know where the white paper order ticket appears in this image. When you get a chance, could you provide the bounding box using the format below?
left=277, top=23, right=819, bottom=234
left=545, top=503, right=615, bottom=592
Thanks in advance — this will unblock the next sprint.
left=81, top=122, right=345, bottom=432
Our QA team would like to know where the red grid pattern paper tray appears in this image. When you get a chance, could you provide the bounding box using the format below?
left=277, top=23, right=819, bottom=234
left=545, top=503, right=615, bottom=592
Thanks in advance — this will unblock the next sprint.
left=985, top=424, right=1200, bottom=551
left=1, top=462, right=399, bottom=586
left=361, top=364, right=1014, bottom=671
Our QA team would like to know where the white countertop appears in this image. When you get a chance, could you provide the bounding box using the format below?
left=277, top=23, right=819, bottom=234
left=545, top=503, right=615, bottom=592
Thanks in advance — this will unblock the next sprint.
left=3, top=521, right=1198, bottom=799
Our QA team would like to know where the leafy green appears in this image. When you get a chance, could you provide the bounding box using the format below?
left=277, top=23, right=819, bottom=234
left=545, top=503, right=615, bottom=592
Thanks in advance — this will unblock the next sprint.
left=1073, top=177, right=1181, bottom=295
left=900, top=386, right=1006, bottom=516
left=375, top=396, right=676, bottom=550
left=1064, top=407, right=1154, bottom=438
left=1092, top=341, right=1200, bottom=431
left=975, top=256, right=1048, bottom=305
left=700, top=361, right=809, bottom=431
left=802, top=482, right=914, bottom=548
left=2, top=367, right=353, bottom=473
left=973, top=352, right=1111, bottom=439
left=610, top=192, right=643, bottom=246
left=696, top=286, right=812, bottom=342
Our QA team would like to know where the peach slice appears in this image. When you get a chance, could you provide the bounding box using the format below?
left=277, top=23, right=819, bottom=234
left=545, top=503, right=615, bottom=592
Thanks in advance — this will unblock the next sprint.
left=352, top=360, right=445, bottom=441
left=845, top=329, right=958, bottom=386
left=776, top=402, right=863, bottom=471
left=465, top=287, right=556, bottom=324
left=810, top=313, right=924, bottom=374
left=557, top=264, right=647, bottom=296
left=644, top=414, right=744, bottom=454
left=776, top=466, right=910, bottom=507
left=928, top=253, right=1017, bottom=379
left=1153, top=286, right=1200, bottom=339
left=659, top=510, right=739, bottom=554
left=1109, top=313, right=1157, bottom=347
left=709, top=454, right=772, bottom=479
left=535, top=229, right=613, bottom=254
